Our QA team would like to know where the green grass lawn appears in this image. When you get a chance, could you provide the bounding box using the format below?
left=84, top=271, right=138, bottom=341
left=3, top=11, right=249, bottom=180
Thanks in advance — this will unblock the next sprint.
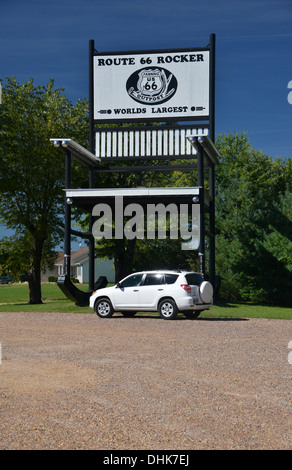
left=0, top=283, right=92, bottom=314
left=0, top=283, right=291, bottom=319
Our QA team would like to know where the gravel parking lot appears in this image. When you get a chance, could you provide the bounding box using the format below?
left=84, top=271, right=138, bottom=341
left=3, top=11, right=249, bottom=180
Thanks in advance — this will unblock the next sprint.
left=0, top=312, right=291, bottom=450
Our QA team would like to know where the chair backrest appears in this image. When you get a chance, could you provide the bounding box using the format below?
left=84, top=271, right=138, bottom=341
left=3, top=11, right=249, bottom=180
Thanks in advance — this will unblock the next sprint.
left=95, top=127, right=209, bottom=159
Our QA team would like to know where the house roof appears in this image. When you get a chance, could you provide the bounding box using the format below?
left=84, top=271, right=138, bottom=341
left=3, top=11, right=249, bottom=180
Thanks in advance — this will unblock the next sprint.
left=54, top=247, right=89, bottom=266
left=71, top=247, right=89, bottom=264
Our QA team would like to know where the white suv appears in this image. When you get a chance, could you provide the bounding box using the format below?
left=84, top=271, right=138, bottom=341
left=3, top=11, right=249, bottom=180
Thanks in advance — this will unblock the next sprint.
left=89, top=270, right=213, bottom=320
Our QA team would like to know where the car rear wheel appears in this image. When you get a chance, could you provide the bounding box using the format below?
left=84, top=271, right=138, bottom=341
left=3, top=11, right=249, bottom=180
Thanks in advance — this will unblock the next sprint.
left=94, top=297, right=114, bottom=318
left=158, top=299, right=178, bottom=320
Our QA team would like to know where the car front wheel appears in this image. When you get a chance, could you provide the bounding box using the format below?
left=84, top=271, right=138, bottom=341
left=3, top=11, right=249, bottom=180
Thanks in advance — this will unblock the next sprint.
left=158, top=299, right=178, bottom=320
left=94, top=297, right=114, bottom=318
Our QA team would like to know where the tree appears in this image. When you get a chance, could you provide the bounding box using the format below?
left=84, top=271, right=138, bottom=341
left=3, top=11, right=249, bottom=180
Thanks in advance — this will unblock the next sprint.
left=214, top=132, right=292, bottom=305
left=162, top=131, right=292, bottom=305
left=0, top=77, right=88, bottom=303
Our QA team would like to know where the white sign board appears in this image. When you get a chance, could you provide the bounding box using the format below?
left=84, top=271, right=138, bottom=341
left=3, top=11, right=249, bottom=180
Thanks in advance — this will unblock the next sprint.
left=93, top=49, right=210, bottom=122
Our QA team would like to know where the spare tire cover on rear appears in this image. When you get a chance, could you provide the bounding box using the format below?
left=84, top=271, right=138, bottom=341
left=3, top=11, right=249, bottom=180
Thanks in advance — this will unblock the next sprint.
left=199, top=281, right=213, bottom=303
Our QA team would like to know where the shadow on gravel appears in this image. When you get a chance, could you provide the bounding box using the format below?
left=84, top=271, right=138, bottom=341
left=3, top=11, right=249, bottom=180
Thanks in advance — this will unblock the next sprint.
left=196, top=317, right=249, bottom=322
left=114, top=314, right=249, bottom=322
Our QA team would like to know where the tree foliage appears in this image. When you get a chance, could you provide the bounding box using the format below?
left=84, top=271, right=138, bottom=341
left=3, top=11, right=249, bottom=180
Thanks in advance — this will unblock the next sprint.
left=0, top=77, right=88, bottom=303
left=215, top=132, right=291, bottom=305
left=89, top=131, right=292, bottom=306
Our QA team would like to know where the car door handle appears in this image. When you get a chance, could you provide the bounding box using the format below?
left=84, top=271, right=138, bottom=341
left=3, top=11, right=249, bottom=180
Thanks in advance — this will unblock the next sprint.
left=133, top=289, right=139, bottom=292
left=158, top=288, right=164, bottom=291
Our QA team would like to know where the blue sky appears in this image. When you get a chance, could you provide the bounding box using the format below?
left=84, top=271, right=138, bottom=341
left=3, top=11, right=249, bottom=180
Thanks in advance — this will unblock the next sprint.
left=0, top=0, right=292, bottom=242
left=1, top=0, right=292, bottom=158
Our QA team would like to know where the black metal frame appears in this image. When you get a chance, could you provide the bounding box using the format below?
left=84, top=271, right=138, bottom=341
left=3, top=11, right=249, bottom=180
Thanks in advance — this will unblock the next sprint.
left=62, top=34, right=216, bottom=297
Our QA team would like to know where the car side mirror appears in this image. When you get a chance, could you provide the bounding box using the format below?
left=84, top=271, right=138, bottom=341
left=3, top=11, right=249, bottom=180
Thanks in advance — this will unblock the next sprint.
left=116, top=282, right=121, bottom=288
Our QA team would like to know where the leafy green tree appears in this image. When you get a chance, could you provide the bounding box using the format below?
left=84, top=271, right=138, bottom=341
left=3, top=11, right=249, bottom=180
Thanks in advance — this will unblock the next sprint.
left=0, top=77, right=88, bottom=303
left=215, top=132, right=291, bottom=305
left=165, top=131, right=291, bottom=304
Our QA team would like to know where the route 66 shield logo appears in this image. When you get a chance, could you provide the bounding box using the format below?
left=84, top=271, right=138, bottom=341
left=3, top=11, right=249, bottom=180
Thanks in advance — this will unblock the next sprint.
left=126, top=67, right=177, bottom=105
left=138, top=69, right=163, bottom=97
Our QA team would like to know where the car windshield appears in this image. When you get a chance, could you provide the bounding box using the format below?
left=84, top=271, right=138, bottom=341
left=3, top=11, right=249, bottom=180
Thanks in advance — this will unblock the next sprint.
left=185, top=273, right=203, bottom=285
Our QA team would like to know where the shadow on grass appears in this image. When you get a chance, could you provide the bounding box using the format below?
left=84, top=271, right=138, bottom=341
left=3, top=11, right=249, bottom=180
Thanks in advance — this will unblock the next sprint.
left=212, top=300, right=240, bottom=308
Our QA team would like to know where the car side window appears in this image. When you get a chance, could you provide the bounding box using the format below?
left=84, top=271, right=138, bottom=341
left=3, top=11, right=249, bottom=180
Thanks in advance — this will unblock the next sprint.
left=165, top=274, right=178, bottom=284
left=143, top=273, right=164, bottom=286
left=119, top=274, right=143, bottom=288
left=185, top=273, right=203, bottom=285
